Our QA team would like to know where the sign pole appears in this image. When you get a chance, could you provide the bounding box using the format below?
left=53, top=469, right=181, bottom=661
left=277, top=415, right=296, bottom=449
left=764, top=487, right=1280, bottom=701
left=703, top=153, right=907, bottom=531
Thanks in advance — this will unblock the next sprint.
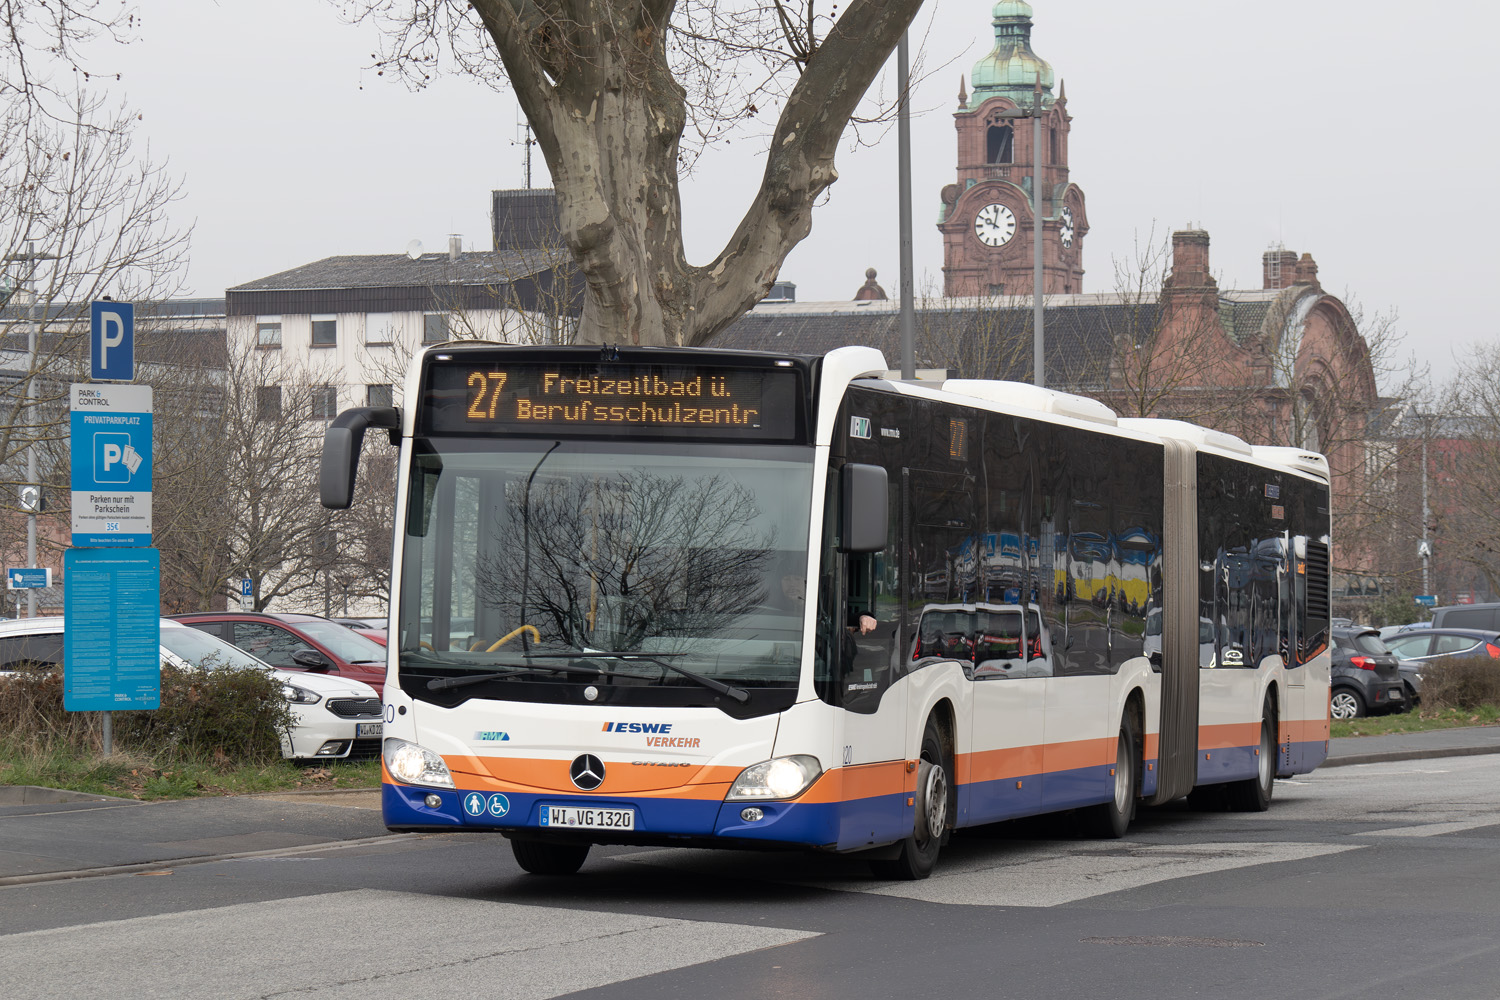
left=102, top=711, right=112, bottom=756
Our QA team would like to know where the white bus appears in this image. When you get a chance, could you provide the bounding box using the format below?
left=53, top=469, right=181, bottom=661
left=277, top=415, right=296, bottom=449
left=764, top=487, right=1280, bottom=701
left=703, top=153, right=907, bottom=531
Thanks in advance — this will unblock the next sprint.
left=321, top=345, right=1332, bottom=879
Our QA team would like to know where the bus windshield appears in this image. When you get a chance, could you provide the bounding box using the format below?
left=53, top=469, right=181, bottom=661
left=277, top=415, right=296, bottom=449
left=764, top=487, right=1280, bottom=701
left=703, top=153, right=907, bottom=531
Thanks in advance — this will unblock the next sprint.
left=398, top=439, right=815, bottom=697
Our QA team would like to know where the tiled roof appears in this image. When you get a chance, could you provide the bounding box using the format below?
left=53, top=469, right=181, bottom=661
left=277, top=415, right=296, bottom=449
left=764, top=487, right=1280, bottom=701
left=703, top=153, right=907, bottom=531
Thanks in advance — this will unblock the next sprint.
left=228, top=249, right=570, bottom=293
left=713, top=294, right=1155, bottom=386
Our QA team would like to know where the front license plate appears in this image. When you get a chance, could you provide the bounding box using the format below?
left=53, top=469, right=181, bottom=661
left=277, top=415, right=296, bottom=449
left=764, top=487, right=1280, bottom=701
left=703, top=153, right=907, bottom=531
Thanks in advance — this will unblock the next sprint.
left=356, top=722, right=383, bottom=737
left=540, top=806, right=636, bottom=831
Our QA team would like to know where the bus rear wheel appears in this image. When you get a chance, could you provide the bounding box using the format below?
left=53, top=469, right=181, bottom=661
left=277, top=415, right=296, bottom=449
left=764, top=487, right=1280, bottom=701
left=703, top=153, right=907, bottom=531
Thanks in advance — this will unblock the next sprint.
left=1227, top=700, right=1275, bottom=812
left=870, top=720, right=948, bottom=881
left=510, top=837, right=590, bottom=875
left=1087, top=714, right=1139, bottom=839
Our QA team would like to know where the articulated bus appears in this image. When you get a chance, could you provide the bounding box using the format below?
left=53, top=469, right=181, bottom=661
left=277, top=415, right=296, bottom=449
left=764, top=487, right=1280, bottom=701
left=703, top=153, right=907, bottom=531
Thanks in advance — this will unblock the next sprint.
left=321, top=344, right=1332, bottom=879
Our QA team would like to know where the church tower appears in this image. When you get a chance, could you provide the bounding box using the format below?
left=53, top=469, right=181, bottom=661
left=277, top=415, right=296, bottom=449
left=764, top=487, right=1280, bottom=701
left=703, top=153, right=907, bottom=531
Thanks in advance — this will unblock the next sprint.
left=939, top=2, right=1087, bottom=297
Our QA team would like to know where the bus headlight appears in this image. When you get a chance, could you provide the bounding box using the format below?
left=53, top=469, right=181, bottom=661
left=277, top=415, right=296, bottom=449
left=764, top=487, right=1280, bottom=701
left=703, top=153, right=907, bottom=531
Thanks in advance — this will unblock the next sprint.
left=383, top=738, right=454, bottom=788
left=726, top=755, right=822, bottom=801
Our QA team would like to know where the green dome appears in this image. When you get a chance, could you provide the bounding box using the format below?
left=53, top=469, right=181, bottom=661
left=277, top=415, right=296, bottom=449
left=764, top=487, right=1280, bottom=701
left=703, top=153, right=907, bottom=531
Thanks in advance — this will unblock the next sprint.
left=969, top=1, right=1054, bottom=108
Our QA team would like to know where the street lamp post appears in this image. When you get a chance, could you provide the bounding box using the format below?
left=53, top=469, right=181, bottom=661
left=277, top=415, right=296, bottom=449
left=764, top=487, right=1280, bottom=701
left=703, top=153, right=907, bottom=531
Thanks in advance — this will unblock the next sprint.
left=4, top=242, right=60, bottom=618
left=995, top=80, right=1048, bottom=387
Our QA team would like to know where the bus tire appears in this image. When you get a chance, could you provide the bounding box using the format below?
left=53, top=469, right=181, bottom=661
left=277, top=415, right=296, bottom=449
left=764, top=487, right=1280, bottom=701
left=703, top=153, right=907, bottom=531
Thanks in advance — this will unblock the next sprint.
left=1227, top=700, right=1276, bottom=812
left=510, top=838, right=590, bottom=876
left=1087, top=714, right=1139, bottom=839
left=870, top=719, right=948, bottom=881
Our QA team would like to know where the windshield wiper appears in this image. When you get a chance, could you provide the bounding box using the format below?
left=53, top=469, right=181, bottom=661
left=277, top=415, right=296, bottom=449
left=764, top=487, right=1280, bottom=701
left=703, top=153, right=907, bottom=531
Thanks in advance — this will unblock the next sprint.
left=426, top=660, right=604, bottom=691
left=524, top=651, right=750, bottom=703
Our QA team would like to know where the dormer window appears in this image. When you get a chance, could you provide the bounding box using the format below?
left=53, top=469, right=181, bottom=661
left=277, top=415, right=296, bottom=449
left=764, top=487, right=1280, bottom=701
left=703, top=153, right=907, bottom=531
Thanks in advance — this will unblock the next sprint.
left=987, top=124, right=1014, bottom=164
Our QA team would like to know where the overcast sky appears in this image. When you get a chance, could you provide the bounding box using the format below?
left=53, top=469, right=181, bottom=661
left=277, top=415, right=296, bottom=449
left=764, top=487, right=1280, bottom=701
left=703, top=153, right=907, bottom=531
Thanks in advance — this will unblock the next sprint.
left=98, top=0, right=1494, bottom=386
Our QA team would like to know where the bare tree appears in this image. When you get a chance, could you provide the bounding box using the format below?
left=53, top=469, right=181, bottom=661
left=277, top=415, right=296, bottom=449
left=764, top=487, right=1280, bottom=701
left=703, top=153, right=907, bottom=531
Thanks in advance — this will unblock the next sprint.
left=1099, top=229, right=1261, bottom=424
left=1432, top=343, right=1500, bottom=596
left=349, top=0, right=926, bottom=347
left=0, top=90, right=191, bottom=525
left=174, top=349, right=349, bottom=613
left=914, top=282, right=1043, bottom=383
left=1, top=0, right=137, bottom=127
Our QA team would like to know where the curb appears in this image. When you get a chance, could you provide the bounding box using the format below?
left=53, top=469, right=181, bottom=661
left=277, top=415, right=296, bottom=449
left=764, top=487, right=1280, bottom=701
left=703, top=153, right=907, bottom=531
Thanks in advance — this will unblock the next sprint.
left=0, top=786, right=135, bottom=805
left=241, top=786, right=380, bottom=798
left=0, top=832, right=429, bottom=889
left=1322, top=744, right=1500, bottom=768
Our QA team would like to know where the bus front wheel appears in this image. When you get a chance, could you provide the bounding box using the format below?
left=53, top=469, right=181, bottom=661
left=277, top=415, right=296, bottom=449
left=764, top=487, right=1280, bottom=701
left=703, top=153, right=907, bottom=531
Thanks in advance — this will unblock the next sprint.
left=510, top=837, right=590, bottom=876
left=870, top=719, right=949, bottom=881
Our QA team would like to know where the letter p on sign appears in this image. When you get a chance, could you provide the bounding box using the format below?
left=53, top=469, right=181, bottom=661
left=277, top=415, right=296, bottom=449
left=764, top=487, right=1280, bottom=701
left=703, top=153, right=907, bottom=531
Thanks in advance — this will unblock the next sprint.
left=90, top=300, right=134, bottom=381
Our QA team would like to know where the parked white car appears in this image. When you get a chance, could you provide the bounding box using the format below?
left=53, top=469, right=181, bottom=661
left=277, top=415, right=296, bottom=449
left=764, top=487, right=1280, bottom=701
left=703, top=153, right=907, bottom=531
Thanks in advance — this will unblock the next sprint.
left=0, top=617, right=382, bottom=760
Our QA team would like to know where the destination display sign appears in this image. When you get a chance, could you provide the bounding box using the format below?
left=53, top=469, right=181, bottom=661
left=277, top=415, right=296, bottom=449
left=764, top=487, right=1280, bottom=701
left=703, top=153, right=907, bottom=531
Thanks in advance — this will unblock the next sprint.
left=421, top=362, right=801, bottom=441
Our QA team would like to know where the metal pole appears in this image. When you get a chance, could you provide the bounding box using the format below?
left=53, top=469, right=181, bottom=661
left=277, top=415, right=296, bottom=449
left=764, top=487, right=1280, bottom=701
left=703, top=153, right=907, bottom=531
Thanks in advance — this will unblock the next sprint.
left=102, top=711, right=112, bottom=755
left=897, top=32, right=915, bottom=380
left=25, top=241, right=37, bottom=618
left=1421, top=422, right=1431, bottom=597
left=1031, top=84, right=1044, bottom=388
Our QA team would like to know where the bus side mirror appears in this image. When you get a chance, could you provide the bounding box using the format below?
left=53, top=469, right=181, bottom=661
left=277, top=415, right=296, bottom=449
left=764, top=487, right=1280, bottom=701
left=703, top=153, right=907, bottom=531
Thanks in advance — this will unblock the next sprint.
left=840, top=463, right=888, bottom=553
left=320, top=407, right=400, bottom=509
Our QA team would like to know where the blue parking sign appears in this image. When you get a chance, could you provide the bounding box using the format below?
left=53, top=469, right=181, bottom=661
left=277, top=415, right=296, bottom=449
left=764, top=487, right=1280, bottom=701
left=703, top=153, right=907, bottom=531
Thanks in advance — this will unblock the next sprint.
left=70, top=384, right=152, bottom=547
left=90, top=301, right=134, bottom=381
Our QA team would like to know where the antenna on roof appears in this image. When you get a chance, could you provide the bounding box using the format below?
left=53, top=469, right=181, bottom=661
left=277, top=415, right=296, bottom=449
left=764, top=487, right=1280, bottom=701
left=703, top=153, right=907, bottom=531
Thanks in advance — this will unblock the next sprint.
left=405, top=239, right=423, bottom=261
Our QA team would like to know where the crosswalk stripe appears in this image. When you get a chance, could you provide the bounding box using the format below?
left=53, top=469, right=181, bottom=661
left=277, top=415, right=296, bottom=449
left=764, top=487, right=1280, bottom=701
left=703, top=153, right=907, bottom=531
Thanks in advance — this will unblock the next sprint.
left=1361, top=817, right=1500, bottom=838
left=0, top=889, right=818, bottom=1000
left=621, top=840, right=1361, bottom=907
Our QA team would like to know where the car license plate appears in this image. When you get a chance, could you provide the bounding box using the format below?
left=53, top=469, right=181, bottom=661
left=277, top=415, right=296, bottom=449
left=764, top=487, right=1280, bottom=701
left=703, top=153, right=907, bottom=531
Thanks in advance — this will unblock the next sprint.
left=356, top=722, right=383, bottom=737
left=1389, top=689, right=1403, bottom=700
left=539, top=806, right=635, bottom=831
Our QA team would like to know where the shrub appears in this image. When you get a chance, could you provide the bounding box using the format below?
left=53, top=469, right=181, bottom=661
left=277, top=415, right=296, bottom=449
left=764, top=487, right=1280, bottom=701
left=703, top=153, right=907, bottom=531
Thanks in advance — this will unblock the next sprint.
left=1418, top=656, right=1500, bottom=712
left=0, top=664, right=294, bottom=764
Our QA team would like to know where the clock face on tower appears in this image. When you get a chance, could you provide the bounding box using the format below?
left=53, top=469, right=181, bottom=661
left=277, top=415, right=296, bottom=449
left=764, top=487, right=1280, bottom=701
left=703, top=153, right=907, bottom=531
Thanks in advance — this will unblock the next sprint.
left=974, top=203, right=1017, bottom=247
left=1059, top=206, right=1075, bottom=249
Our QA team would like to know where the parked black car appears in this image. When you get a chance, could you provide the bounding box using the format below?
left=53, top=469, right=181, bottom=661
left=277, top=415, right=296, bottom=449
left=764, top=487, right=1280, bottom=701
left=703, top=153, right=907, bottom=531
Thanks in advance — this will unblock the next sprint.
left=1382, top=628, right=1500, bottom=702
left=1430, top=603, right=1500, bottom=631
left=1330, top=627, right=1407, bottom=720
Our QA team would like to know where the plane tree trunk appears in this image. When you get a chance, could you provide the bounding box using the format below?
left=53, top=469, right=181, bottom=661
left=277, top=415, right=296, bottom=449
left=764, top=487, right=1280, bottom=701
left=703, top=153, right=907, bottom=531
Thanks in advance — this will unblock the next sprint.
left=472, top=0, right=924, bottom=345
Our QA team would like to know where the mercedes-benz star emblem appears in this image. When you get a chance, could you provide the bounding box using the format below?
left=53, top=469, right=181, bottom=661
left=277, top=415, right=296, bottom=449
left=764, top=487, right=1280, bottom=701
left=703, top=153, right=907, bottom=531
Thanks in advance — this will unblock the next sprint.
left=569, top=754, right=605, bottom=791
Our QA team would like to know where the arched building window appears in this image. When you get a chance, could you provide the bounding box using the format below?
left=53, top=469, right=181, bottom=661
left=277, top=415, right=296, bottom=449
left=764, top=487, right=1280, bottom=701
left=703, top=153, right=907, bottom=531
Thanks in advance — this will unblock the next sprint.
left=987, top=124, right=1014, bottom=164
left=1049, top=126, right=1059, bottom=164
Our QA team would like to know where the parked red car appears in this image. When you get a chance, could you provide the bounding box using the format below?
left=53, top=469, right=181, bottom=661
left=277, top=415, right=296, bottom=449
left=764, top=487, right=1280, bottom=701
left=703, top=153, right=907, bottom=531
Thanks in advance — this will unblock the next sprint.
left=170, top=612, right=389, bottom=695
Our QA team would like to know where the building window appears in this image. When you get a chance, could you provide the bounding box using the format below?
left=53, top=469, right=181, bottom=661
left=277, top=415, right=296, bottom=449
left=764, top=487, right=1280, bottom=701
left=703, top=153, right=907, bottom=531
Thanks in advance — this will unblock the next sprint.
left=986, top=124, right=1013, bottom=164
left=311, top=385, right=338, bottom=420
left=257, top=320, right=282, bottom=348
left=423, top=313, right=449, bottom=344
left=311, top=314, right=337, bottom=347
left=1049, top=126, right=1059, bottom=164
left=366, top=384, right=393, bottom=409
left=365, top=312, right=394, bottom=346
left=257, top=387, right=281, bottom=421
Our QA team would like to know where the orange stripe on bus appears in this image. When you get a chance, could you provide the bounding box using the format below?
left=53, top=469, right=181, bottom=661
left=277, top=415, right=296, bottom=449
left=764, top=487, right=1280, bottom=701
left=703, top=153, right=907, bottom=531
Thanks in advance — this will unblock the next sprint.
left=961, top=744, right=1045, bottom=784
left=1042, top=736, right=1117, bottom=772
left=443, top=753, right=740, bottom=798
left=1198, top=722, right=1261, bottom=750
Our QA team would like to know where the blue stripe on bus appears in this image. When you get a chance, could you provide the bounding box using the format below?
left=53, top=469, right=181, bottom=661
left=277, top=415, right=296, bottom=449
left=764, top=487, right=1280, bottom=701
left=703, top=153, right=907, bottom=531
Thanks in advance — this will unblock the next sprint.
left=382, top=780, right=847, bottom=846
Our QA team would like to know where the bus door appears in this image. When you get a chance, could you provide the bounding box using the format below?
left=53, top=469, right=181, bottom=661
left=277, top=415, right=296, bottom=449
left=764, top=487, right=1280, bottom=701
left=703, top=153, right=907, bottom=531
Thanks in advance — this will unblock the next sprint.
left=818, top=464, right=908, bottom=849
left=908, top=473, right=982, bottom=821
left=968, top=601, right=1045, bottom=822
